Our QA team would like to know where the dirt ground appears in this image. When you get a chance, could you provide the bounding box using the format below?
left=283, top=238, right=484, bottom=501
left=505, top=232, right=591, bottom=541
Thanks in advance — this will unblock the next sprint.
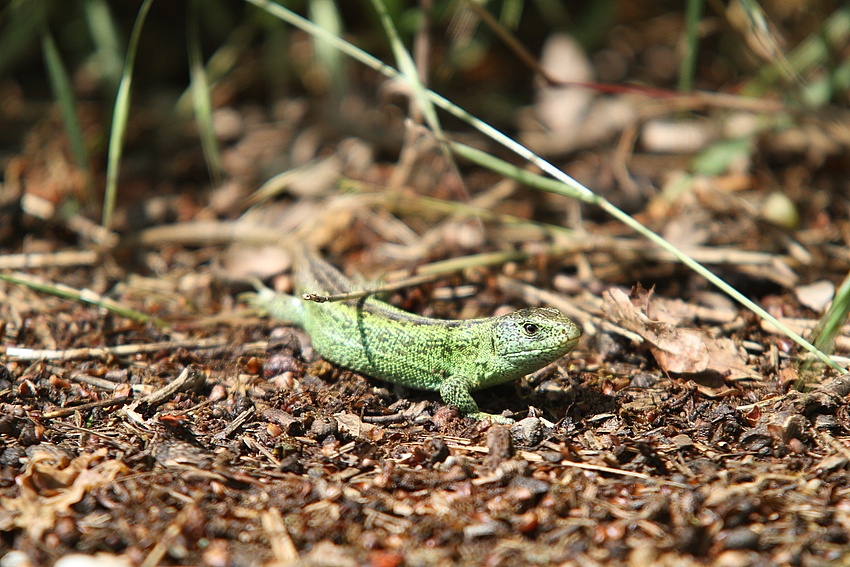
left=3, top=2, right=850, bottom=566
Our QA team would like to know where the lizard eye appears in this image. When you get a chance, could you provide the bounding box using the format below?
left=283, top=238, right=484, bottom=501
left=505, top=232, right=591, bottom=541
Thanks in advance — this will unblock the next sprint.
left=523, top=322, right=539, bottom=336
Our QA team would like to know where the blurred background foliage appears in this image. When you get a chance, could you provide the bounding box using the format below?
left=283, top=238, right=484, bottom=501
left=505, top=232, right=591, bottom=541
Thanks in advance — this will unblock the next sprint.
left=0, top=0, right=847, bottom=218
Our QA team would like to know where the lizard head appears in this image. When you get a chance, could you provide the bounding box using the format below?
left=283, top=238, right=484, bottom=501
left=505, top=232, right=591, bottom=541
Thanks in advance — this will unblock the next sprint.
left=491, top=307, right=581, bottom=375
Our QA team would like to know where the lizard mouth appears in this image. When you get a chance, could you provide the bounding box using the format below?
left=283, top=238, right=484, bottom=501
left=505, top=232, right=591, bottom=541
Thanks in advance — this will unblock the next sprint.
left=502, top=335, right=580, bottom=362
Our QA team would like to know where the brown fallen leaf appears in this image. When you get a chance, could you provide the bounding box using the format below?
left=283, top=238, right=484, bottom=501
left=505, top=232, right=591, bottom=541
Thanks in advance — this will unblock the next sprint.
left=602, top=287, right=709, bottom=373
left=335, top=412, right=384, bottom=441
left=647, top=326, right=710, bottom=374
left=602, top=286, right=756, bottom=378
left=0, top=447, right=128, bottom=541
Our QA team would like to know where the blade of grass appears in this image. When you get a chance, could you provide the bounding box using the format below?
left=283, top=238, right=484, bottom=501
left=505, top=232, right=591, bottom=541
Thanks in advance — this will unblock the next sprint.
left=797, top=271, right=850, bottom=384
left=368, top=0, right=444, bottom=140
left=0, top=272, right=161, bottom=326
left=83, top=0, right=124, bottom=97
left=743, top=4, right=850, bottom=97
left=308, top=0, right=345, bottom=99
left=499, top=0, right=523, bottom=29
left=812, top=273, right=850, bottom=358
left=0, top=0, right=43, bottom=77
left=175, top=22, right=259, bottom=116
left=242, top=0, right=846, bottom=373
left=679, top=0, right=702, bottom=92
left=103, top=0, right=154, bottom=229
left=188, top=0, right=223, bottom=186
left=40, top=26, right=92, bottom=206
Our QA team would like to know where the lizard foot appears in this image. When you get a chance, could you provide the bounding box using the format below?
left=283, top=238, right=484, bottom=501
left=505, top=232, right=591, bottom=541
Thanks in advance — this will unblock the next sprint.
left=238, top=278, right=277, bottom=313
left=469, top=411, right=515, bottom=424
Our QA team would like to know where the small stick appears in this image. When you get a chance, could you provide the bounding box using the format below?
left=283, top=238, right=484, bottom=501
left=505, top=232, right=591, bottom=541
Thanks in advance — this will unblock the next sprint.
left=302, top=249, right=530, bottom=303
left=42, top=396, right=134, bottom=419
left=302, top=272, right=442, bottom=303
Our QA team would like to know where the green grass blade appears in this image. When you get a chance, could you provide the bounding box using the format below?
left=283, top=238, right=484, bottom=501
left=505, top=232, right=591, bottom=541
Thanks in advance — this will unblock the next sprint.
left=499, top=0, right=524, bottom=29
left=83, top=0, right=124, bottom=97
left=175, top=22, right=259, bottom=116
left=368, top=0, right=444, bottom=138
left=812, top=273, right=850, bottom=355
left=679, top=0, right=702, bottom=92
left=0, top=0, right=43, bottom=77
left=189, top=0, right=223, bottom=186
left=40, top=27, right=91, bottom=186
left=744, top=5, right=850, bottom=96
left=308, top=0, right=345, bottom=99
left=0, top=272, right=160, bottom=326
left=103, top=0, right=154, bottom=230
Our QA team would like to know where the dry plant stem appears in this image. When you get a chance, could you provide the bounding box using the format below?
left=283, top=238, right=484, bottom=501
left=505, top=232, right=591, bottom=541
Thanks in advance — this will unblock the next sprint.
left=20, top=193, right=119, bottom=246
left=42, top=396, right=133, bottom=419
left=127, top=221, right=284, bottom=248
left=0, top=250, right=98, bottom=270
left=2, top=338, right=226, bottom=361
left=262, top=508, right=299, bottom=565
left=387, top=123, right=438, bottom=192
left=244, top=436, right=282, bottom=467
left=443, top=439, right=687, bottom=488
left=385, top=249, right=530, bottom=280
left=551, top=459, right=688, bottom=489
left=302, top=271, right=445, bottom=303
left=213, top=407, right=255, bottom=441
left=48, top=421, right=137, bottom=452
left=139, top=506, right=193, bottom=567
left=45, top=364, right=124, bottom=391
left=136, top=366, right=206, bottom=407
left=613, top=122, right=641, bottom=198
left=67, top=373, right=123, bottom=391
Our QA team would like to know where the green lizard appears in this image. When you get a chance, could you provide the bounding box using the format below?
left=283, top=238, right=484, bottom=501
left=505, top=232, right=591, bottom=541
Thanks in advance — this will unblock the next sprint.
left=245, top=246, right=581, bottom=423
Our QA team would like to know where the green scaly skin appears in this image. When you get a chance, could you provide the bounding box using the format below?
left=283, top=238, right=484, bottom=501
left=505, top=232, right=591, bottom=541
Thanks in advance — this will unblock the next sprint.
left=245, top=246, right=581, bottom=423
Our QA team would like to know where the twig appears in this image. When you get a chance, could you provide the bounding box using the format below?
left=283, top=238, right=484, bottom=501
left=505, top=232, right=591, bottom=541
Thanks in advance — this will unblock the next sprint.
left=0, top=250, right=99, bottom=270
left=137, top=366, right=206, bottom=407
left=42, top=396, right=133, bottom=419
left=3, top=337, right=227, bottom=361
left=213, top=407, right=255, bottom=441
left=262, top=508, right=299, bottom=566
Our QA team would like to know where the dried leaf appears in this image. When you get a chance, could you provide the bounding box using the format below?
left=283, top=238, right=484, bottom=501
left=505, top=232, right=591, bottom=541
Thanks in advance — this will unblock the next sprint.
left=703, top=336, right=760, bottom=381
left=1, top=448, right=128, bottom=541
left=647, top=327, right=710, bottom=374
left=602, top=288, right=709, bottom=373
left=334, top=412, right=383, bottom=441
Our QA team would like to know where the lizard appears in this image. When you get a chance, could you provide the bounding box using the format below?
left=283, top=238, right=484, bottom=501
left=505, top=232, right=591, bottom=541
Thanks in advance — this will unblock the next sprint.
left=244, top=245, right=581, bottom=423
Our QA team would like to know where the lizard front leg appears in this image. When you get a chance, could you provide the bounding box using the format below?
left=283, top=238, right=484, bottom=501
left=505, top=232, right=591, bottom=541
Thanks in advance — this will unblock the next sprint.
left=439, top=375, right=514, bottom=424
